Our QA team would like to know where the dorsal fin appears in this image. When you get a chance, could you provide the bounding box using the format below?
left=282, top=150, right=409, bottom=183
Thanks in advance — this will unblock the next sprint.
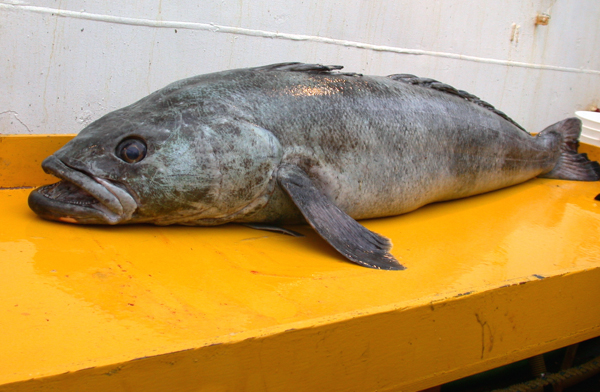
left=388, top=74, right=526, bottom=132
left=253, top=62, right=344, bottom=74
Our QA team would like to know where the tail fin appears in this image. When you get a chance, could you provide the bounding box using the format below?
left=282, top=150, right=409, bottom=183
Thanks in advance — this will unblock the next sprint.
left=538, top=118, right=600, bottom=181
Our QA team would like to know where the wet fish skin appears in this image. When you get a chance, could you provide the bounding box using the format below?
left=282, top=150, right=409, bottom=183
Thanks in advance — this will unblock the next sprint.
left=28, top=63, right=600, bottom=270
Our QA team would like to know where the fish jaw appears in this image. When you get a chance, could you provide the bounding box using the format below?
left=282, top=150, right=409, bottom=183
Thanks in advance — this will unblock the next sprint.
left=28, top=155, right=138, bottom=224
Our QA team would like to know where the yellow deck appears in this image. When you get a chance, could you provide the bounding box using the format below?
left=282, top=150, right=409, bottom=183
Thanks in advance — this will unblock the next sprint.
left=1, top=135, right=599, bottom=392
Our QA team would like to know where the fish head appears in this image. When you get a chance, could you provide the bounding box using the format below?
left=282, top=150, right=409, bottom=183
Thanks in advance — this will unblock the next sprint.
left=29, top=99, right=282, bottom=225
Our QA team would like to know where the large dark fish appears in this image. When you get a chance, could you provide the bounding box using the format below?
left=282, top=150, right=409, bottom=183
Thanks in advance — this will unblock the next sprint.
left=29, top=63, right=600, bottom=270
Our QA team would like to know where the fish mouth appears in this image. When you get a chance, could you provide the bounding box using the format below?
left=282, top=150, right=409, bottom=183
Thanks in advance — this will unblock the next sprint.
left=28, top=155, right=137, bottom=224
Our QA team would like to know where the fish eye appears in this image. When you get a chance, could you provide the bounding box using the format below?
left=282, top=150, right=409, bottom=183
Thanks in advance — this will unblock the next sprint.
left=116, top=138, right=147, bottom=163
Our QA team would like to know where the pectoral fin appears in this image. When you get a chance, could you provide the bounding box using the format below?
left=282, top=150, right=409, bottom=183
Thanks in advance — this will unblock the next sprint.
left=277, top=164, right=404, bottom=270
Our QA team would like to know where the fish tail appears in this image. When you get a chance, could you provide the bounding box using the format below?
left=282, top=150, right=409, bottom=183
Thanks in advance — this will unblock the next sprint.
left=538, top=118, right=600, bottom=181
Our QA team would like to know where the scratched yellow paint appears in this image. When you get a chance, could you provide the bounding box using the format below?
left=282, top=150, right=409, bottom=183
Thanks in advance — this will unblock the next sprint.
left=1, top=135, right=599, bottom=391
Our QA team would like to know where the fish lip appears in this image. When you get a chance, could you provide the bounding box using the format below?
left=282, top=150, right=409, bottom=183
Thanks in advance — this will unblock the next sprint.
left=29, top=155, right=137, bottom=224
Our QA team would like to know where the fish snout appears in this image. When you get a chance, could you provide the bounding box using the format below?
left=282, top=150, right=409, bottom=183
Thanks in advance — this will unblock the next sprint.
left=31, top=155, right=137, bottom=224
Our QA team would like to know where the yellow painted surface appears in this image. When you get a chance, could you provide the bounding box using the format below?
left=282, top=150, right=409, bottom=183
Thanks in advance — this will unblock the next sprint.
left=1, top=135, right=600, bottom=391
left=0, top=135, right=76, bottom=188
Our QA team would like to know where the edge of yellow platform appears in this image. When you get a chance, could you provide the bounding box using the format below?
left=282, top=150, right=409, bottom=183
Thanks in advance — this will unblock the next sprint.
left=1, top=268, right=599, bottom=392
left=0, top=134, right=75, bottom=188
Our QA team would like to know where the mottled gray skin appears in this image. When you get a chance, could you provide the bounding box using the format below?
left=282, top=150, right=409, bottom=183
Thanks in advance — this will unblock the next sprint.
left=28, top=63, right=599, bottom=269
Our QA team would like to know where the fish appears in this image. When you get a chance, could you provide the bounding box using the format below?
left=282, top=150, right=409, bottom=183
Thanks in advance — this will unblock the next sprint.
left=28, top=62, right=600, bottom=270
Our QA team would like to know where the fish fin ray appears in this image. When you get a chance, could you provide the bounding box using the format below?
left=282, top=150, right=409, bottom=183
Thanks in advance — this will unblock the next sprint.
left=388, top=74, right=526, bottom=132
left=252, top=62, right=344, bottom=74
left=243, top=223, right=304, bottom=237
left=277, top=164, right=405, bottom=270
left=538, top=118, right=600, bottom=181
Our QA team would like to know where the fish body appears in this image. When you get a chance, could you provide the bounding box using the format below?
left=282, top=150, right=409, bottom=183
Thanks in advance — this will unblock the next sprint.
left=29, top=63, right=600, bottom=269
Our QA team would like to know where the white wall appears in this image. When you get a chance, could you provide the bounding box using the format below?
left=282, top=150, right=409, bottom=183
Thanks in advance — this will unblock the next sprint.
left=1, top=0, right=599, bottom=134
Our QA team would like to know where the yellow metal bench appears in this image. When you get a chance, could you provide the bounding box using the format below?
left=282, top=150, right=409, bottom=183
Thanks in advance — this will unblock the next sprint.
left=1, top=135, right=599, bottom=391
